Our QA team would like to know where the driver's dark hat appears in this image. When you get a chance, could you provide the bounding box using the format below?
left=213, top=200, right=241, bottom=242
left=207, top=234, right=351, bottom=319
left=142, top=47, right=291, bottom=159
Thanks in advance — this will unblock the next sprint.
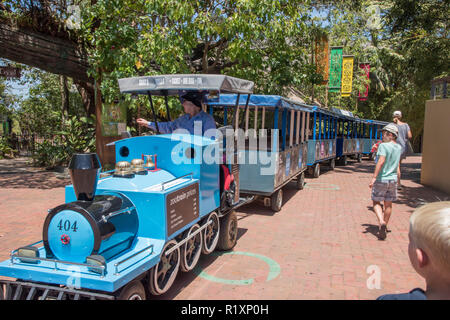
left=181, top=91, right=203, bottom=108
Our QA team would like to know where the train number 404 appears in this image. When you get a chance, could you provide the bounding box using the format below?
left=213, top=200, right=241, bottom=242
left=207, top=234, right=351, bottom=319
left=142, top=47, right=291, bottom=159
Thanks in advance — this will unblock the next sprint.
left=57, top=220, right=78, bottom=232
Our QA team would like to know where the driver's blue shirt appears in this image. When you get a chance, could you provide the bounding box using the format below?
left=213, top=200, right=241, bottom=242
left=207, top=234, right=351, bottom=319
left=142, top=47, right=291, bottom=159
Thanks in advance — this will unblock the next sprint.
left=147, top=110, right=216, bottom=136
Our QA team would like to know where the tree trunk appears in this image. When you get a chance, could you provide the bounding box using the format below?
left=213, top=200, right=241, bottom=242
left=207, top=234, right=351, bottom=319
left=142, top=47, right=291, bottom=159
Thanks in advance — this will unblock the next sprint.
left=94, top=77, right=120, bottom=168
left=59, top=75, right=69, bottom=124
left=73, top=80, right=96, bottom=117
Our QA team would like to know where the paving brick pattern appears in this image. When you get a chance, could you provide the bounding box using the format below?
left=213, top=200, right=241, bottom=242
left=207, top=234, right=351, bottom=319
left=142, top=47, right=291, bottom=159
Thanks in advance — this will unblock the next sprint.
left=0, top=156, right=448, bottom=299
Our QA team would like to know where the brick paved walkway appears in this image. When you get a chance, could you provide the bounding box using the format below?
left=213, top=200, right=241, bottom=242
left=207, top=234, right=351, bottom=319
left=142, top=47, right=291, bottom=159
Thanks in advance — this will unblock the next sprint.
left=0, top=156, right=448, bottom=299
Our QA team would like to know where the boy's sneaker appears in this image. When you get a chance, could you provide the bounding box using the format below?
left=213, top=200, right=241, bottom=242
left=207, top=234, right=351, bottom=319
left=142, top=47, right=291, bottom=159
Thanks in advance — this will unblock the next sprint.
left=379, top=224, right=387, bottom=240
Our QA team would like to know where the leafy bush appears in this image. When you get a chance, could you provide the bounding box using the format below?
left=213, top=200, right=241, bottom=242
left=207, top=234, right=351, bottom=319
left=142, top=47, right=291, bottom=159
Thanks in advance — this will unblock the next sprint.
left=31, top=140, right=62, bottom=167
left=0, top=136, right=16, bottom=159
left=32, top=116, right=96, bottom=167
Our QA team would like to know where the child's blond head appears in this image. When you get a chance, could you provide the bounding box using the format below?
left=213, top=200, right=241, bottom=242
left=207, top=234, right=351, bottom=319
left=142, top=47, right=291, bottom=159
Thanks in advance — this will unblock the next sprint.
left=409, top=201, right=450, bottom=278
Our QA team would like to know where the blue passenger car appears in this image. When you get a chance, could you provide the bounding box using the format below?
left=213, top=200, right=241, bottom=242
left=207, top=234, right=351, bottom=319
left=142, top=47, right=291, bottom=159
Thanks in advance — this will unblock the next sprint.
left=306, top=106, right=339, bottom=178
left=207, top=95, right=312, bottom=212
left=361, top=119, right=388, bottom=159
left=333, top=108, right=364, bottom=165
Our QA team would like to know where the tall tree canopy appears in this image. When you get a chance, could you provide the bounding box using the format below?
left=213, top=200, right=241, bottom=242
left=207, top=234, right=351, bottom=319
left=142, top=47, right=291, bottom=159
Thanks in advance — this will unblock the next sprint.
left=0, top=1, right=319, bottom=107
left=81, top=0, right=317, bottom=101
left=307, top=0, right=449, bottom=149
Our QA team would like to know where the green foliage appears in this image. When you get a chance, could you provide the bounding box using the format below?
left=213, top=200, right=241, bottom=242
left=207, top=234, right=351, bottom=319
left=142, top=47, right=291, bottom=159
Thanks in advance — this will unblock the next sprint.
left=0, top=65, right=17, bottom=120
left=31, top=115, right=96, bottom=167
left=2, top=1, right=448, bottom=154
left=31, top=140, right=63, bottom=167
left=0, top=136, right=16, bottom=159
left=310, top=0, right=449, bottom=151
left=81, top=1, right=316, bottom=99
left=57, top=115, right=96, bottom=155
left=15, top=69, right=87, bottom=136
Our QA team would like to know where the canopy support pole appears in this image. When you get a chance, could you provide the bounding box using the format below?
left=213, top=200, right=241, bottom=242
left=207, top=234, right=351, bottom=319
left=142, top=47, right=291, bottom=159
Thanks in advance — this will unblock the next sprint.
left=163, top=91, right=171, bottom=121
left=147, top=91, right=160, bottom=134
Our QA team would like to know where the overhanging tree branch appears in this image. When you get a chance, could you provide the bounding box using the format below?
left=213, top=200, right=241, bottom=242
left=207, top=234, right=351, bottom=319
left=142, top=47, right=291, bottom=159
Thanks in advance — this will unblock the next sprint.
left=0, top=22, right=92, bottom=83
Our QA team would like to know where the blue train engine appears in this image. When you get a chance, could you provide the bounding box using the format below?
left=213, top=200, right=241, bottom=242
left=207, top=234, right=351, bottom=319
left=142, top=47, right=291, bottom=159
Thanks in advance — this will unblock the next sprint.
left=0, top=74, right=254, bottom=300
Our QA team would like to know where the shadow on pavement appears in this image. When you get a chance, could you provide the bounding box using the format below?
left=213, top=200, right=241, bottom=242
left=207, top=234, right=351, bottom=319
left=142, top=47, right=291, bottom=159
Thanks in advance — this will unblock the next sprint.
left=361, top=223, right=380, bottom=239
left=0, top=172, right=70, bottom=189
left=151, top=228, right=248, bottom=300
left=237, top=181, right=302, bottom=217
left=0, top=157, right=70, bottom=189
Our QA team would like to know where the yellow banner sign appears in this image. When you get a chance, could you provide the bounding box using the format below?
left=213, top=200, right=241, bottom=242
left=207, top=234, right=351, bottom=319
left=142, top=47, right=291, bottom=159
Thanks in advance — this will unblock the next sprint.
left=341, top=56, right=354, bottom=97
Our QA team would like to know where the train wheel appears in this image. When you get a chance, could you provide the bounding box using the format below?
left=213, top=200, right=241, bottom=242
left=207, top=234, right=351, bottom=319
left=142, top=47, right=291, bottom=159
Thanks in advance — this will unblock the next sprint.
left=180, top=224, right=203, bottom=272
left=313, top=163, right=320, bottom=178
left=117, top=280, right=146, bottom=300
left=217, top=211, right=238, bottom=251
left=271, top=189, right=283, bottom=212
left=296, top=172, right=305, bottom=190
left=149, top=240, right=180, bottom=295
left=202, top=212, right=220, bottom=255
left=339, top=156, right=348, bottom=166
left=329, top=158, right=336, bottom=170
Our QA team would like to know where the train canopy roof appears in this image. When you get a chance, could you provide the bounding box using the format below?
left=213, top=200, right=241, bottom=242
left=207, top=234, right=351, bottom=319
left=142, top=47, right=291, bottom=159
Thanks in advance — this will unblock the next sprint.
left=330, top=107, right=360, bottom=120
left=206, top=94, right=313, bottom=112
left=363, top=119, right=390, bottom=125
left=118, top=74, right=254, bottom=96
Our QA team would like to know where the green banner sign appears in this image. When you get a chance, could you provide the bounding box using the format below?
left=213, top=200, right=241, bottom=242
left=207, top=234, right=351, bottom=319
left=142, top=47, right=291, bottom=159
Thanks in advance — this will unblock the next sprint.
left=101, top=100, right=128, bottom=137
left=328, top=47, right=343, bottom=92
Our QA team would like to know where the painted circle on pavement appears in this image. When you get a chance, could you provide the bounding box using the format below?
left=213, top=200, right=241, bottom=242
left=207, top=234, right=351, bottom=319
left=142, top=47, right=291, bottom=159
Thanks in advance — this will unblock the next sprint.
left=193, top=251, right=281, bottom=286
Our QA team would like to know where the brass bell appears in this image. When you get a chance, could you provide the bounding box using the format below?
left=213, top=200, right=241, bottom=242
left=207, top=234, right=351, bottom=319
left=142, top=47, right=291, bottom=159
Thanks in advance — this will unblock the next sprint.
left=114, top=161, right=133, bottom=177
left=144, top=155, right=155, bottom=170
left=131, top=158, right=147, bottom=175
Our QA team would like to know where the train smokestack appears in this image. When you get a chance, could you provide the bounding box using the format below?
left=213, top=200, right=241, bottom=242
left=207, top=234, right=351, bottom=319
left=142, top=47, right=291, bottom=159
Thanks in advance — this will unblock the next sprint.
left=68, top=153, right=101, bottom=201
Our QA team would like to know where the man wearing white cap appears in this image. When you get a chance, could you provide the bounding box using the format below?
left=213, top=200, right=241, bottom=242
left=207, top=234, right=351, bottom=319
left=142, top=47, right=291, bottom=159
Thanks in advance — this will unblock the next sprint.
left=369, top=123, right=402, bottom=240
left=393, top=111, right=412, bottom=189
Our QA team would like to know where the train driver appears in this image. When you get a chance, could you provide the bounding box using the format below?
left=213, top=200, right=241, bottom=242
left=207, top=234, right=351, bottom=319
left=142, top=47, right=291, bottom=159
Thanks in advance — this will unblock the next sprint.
left=136, top=91, right=216, bottom=136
